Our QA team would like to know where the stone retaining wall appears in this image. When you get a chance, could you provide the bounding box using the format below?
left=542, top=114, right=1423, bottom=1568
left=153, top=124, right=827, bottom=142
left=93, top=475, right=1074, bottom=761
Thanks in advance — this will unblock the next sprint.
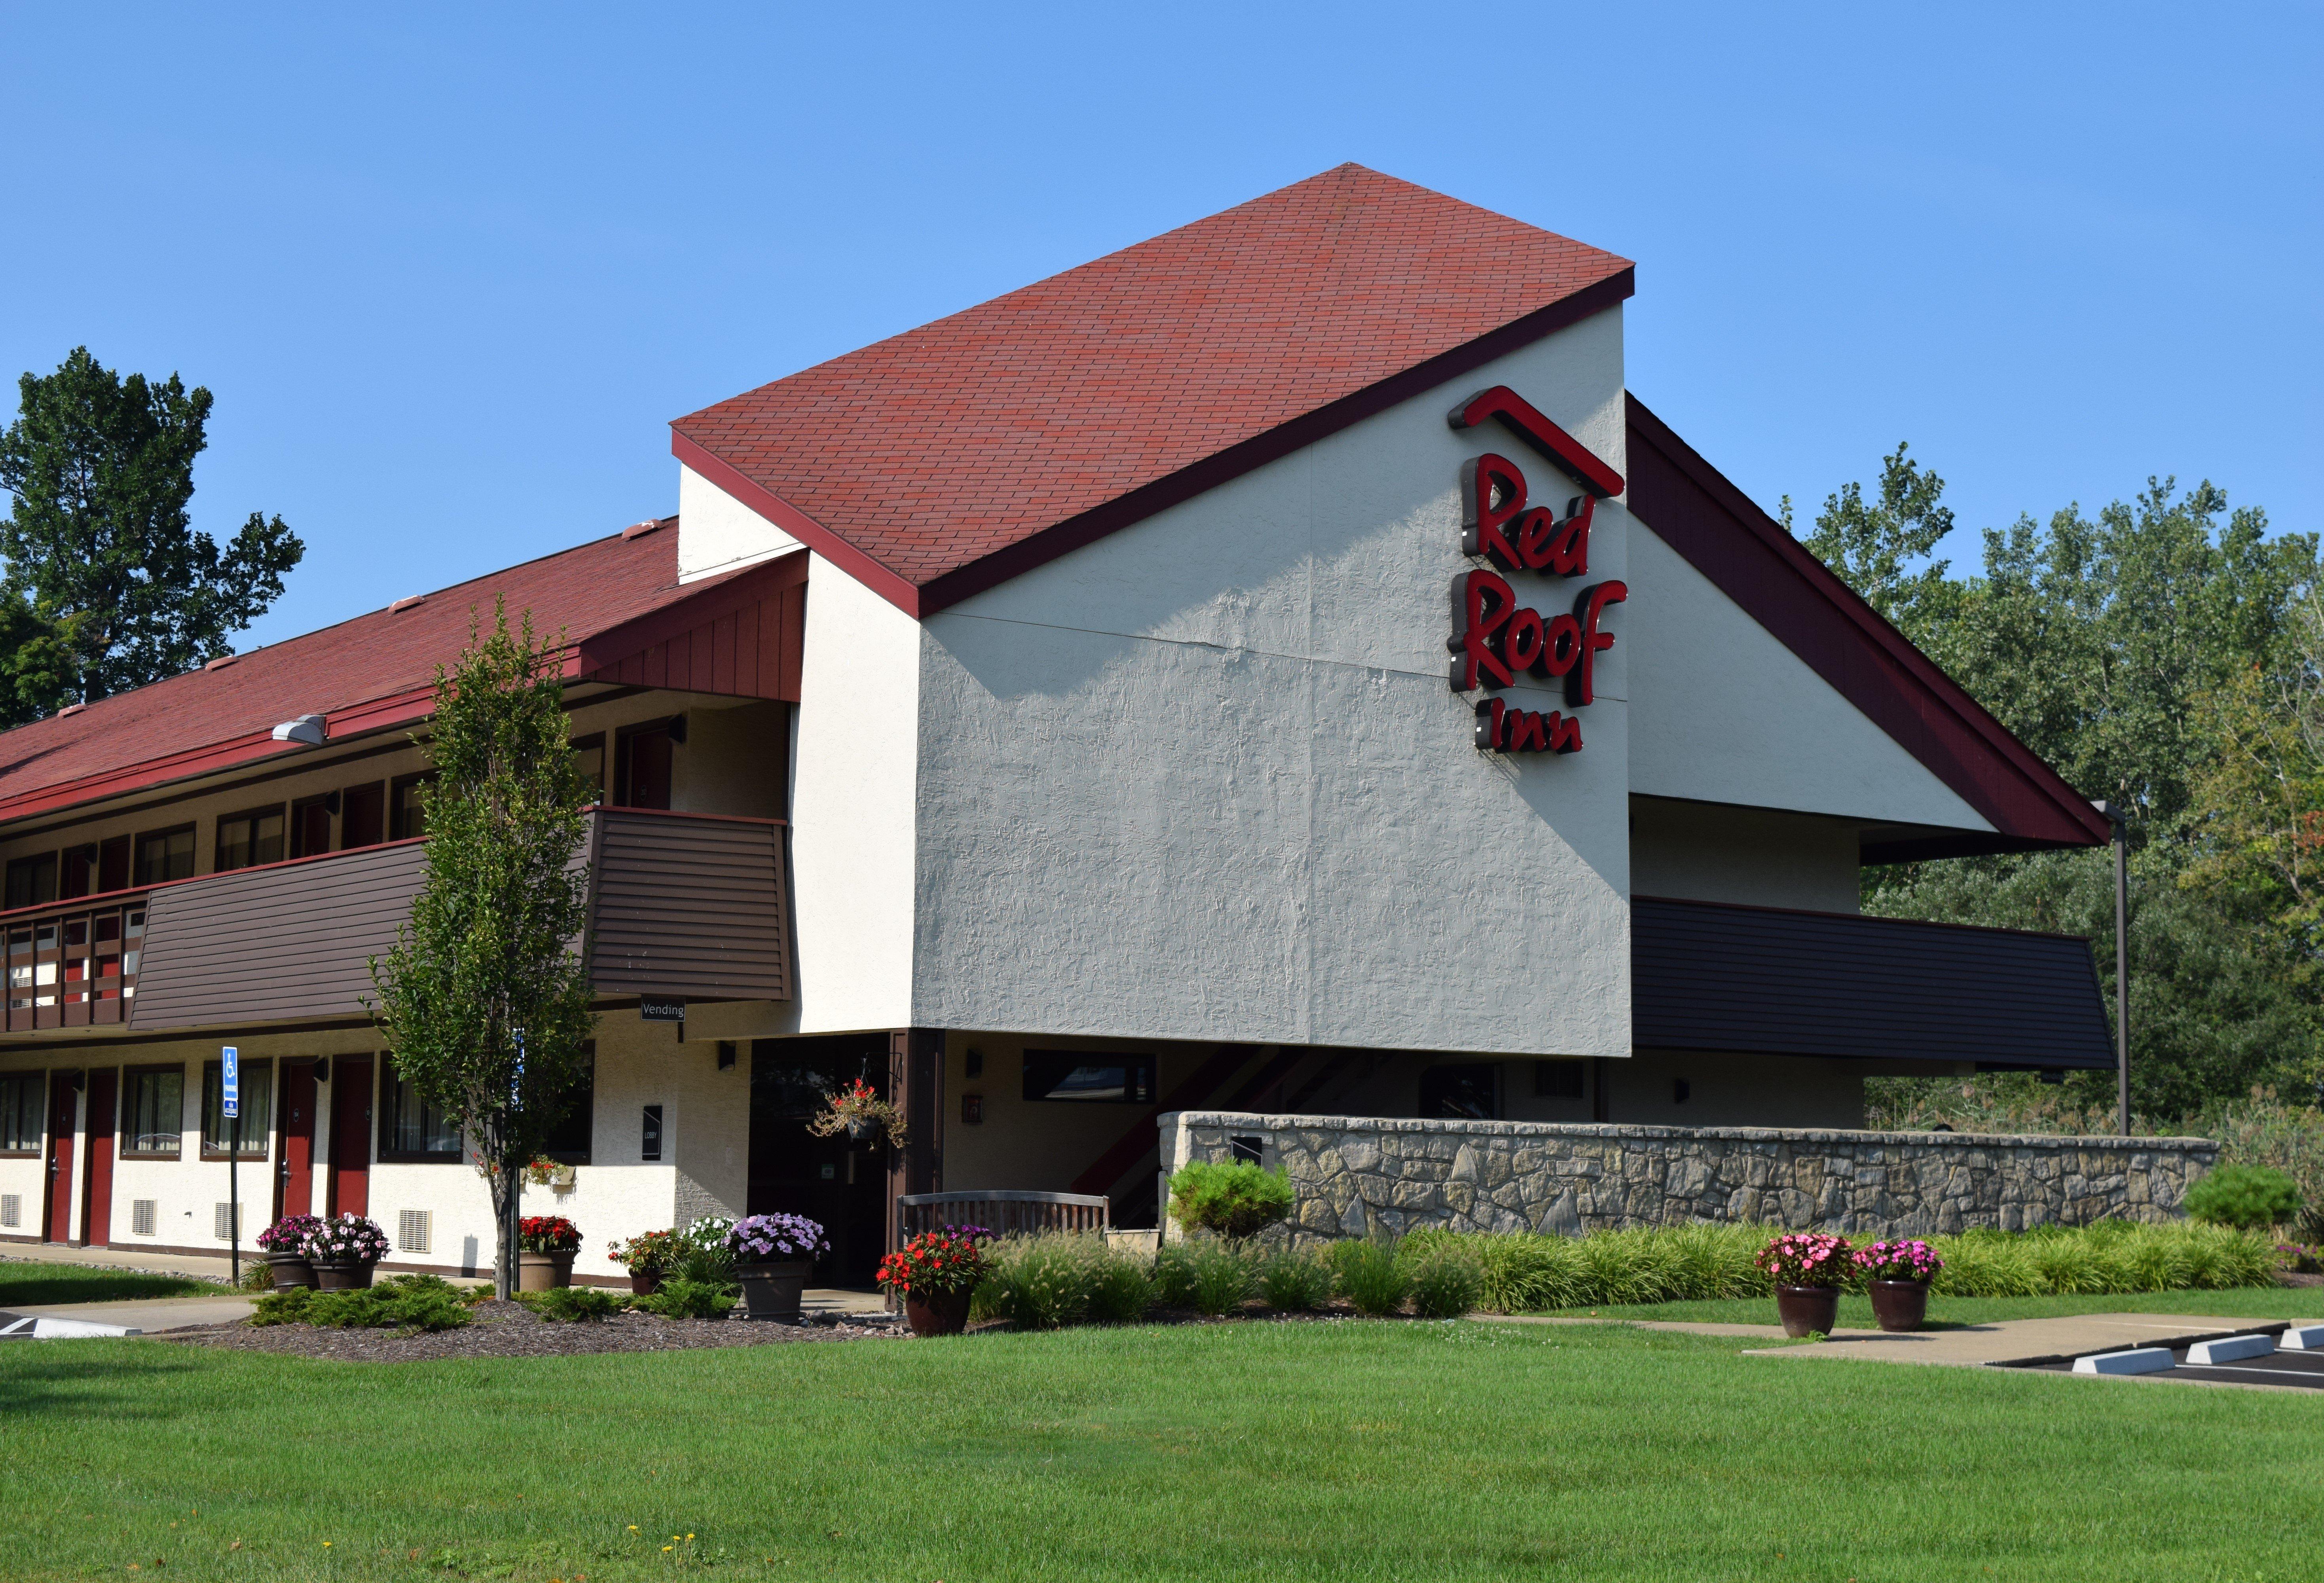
left=1159, top=1111, right=2218, bottom=1243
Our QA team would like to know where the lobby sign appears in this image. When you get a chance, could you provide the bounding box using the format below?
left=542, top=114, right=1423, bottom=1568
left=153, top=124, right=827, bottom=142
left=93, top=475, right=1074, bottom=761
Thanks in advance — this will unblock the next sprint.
left=1445, top=387, right=1628, bottom=754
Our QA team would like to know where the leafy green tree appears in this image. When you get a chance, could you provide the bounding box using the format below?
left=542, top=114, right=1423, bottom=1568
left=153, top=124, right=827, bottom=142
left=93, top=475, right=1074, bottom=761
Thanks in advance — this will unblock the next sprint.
left=1798, top=442, right=1963, bottom=640
left=367, top=604, right=596, bottom=1298
left=0, top=347, right=303, bottom=716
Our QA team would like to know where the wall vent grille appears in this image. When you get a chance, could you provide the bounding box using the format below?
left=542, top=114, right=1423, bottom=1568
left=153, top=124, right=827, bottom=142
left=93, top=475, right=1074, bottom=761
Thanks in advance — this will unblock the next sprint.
left=0, top=1194, right=18, bottom=1228
left=397, top=1210, right=430, bottom=1255
left=131, top=1199, right=156, bottom=1236
left=212, top=1202, right=243, bottom=1240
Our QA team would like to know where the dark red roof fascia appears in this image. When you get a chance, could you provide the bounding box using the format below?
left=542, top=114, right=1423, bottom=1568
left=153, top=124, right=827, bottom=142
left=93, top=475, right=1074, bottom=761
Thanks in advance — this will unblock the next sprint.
left=1624, top=393, right=2108, bottom=851
left=673, top=269, right=1634, bottom=620
left=1449, top=385, right=1624, bottom=497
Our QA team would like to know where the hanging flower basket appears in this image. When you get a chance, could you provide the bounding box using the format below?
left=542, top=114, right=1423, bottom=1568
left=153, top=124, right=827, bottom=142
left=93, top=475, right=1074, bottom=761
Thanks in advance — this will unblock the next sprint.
left=806, top=1078, right=907, bottom=1150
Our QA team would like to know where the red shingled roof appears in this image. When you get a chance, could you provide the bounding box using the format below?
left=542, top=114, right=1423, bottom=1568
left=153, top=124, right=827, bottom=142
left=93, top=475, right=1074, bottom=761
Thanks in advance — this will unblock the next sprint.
left=0, top=524, right=712, bottom=822
left=672, top=163, right=1635, bottom=616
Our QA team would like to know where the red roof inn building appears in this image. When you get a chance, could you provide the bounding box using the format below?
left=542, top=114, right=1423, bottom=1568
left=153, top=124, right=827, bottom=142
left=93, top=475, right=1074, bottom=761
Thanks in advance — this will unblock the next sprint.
left=0, top=167, right=2118, bottom=1282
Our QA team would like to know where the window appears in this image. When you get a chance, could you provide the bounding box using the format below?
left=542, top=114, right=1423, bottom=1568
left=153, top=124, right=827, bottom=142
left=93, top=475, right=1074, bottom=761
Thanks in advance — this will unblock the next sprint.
left=1419, top=1063, right=1499, bottom=1121
left=97, top=835, right=131, bottom=894
left=214, top=807, right=286, bottom=873
left=290, top=796, right=334, bottom=859
left=641, top=1104, right=663, bottom=1162
left=379, top=1054, right=460, bottom=1161
left=1534, top=1059, right=1586, bottom=1101
left=540, top=1043, right=595, bottom=1164
left=59, top=844, right=97, bottom=899
left=390, top=774, right=434, bottom=841
left=122, top=1066, right=186, bottom=1156
left=1021, top=1051, right=1156, bottom=1104
left=201, top=1058, right=272, bottom=1157
left=340, top=782, right=385, bottom=849
left=571, top=734, right=606, bottom=802
left=135, top=827, right=195, bottom=885
left=0, top=1072, right=42, bottom=1153
left=5, top=852, right=57, bottom=910
left=616, top=720, right=678, bottom=809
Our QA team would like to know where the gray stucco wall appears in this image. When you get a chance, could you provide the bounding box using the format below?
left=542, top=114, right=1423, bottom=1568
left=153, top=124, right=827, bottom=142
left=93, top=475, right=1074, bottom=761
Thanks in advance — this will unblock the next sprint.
left=1160, top=1110, right=2218, bottom=1242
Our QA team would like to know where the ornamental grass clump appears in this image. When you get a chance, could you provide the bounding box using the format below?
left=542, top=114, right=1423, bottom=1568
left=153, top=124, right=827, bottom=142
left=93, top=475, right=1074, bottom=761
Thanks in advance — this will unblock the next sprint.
left=1256, top=1249, right=1333, bottom=1312
left=980, top=1232, right=1096, bottom=1329
left=1167, top=1161, right=1295, bottom=1241
left=1755, top=1232, right=1853, bottom=1288
left=1406, top=1243, right=1484, bottom=1319
left=1181, top=1239, right=1257, bottom=1316
left=1084, top=1245, right=1156, bottom=1324
left=1328, top=1239, right=1411, bottom=1317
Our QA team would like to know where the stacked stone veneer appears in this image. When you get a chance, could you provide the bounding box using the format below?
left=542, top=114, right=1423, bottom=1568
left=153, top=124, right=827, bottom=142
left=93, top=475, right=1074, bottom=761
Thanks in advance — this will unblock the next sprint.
left=1159, top=1112, right=2219, bottom=1242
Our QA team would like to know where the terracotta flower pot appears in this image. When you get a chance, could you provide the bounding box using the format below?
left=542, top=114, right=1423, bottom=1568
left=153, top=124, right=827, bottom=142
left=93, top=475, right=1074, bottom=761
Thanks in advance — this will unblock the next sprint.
left=313, top=1261, right=376, bottom=1292
left=628, top=1270, right=664, bottom=1296
left=735, top=1260, right=811, bottom=1323
left=266, top=1254, right=318, bottom=1291
left=518, top=1251, right=576, bottom=1292
left=1868, top=1279, right=1931, bottom=1332
left=904, top=1289, right=973, bottom=1337
left=1774, top=1283, right=1841, bottom=1338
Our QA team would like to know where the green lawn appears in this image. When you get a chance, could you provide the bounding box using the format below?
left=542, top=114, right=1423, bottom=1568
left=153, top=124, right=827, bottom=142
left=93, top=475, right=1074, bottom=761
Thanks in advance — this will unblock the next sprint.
left=0, top=1257, right=231, bottom=1308
left=1537, top=1285, right=2324, bottom=1329
left=3, top=1318, right=2322, bottom=1581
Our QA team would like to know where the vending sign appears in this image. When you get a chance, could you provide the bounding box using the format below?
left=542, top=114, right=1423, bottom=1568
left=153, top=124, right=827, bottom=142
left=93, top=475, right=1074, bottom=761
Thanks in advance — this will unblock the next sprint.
left=1445, top=387, right=1628, bottom=755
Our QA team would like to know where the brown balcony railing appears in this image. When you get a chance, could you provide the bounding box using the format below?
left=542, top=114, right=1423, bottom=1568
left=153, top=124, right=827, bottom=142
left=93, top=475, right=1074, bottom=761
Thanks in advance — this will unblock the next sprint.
left=2, top=892, right=148, bottom=1032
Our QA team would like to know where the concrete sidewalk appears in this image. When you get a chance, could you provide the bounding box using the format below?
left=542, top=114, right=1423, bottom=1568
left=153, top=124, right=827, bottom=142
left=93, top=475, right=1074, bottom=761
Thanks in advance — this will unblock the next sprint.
left=1743, top=1312, right=2310, bottom=1369
left=0, top=1243, right=236, bottom=1281
left=1477, top=1313, right=1879, bottom=1342
left=4, top=1294, right=258, bottom=1332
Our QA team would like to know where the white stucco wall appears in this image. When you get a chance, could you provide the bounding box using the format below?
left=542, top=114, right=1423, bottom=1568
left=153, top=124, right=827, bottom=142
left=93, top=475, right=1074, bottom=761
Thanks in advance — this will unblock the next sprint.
left=1622, top=523, right=1993, bottom=831
left=906, top=310, right=1633, bottom=1057
left=678, top=464, right=800, bottom=585
left=1629, top=797, right=1862, bottom=913
left=787, top=551, right=921, bottom=1034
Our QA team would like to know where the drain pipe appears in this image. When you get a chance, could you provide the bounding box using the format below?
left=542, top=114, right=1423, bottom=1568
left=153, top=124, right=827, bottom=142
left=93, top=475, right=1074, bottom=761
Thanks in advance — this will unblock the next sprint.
left=2094, top=801, right=2130, bottom=1135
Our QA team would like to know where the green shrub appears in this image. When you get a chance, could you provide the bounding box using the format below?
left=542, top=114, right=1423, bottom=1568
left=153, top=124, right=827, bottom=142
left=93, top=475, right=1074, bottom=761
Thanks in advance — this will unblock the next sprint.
left=238, top=1261, right=275, bottom=1294
left=632, top=1278, right=739, bottom=1320
left=1407, top=1245, right=1483, bottom=1319
left=518, top=1284, right=621, bottom=1323
left=1167, top=1161, right=1295, bottom=1241
left=1084, top=1245, right=1155, bottom=1324
left=252, top=1274, right=472, bottom=1332
left=1256, top=1249, right=1332, bottom=1312
left=2184, top=1164, right=2305, bottom=1230
left=1181, top=1240, right=1256, bottom=1315
left=1328, top=1239, right=1410, bottom=1316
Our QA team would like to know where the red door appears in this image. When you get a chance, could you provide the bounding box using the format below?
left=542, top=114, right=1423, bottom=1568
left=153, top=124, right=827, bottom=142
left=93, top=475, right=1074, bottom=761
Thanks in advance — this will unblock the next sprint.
left=327, top=1057, right=372, bottom=1219
left=80, top=1069, right=116, bottom=1247
left=277, top=1061, right=318, bottom=1219
left=42, top=1073, right=76, bottom=1243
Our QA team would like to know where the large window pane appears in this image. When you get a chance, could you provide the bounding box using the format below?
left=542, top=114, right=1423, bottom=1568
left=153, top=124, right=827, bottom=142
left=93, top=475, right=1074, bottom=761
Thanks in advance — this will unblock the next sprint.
left=0, top=1073, right=41, bottom=1150
left=202, top=1059, right=272, bottom=1154
left=1021, top=1051, right=1155, bottom=1104
left=540, top=1046, right=595, bottom=1164
left=124, top=1067, right=184, bottom=1154
left=383, top=1057, right=460, bottom=1158
left=135, top=829, right=194, bottom=885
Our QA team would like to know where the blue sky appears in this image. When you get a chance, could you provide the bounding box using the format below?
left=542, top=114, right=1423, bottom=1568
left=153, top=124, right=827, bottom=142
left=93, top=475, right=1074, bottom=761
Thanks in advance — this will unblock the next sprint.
left=2, top=4, right=2315, bottom=651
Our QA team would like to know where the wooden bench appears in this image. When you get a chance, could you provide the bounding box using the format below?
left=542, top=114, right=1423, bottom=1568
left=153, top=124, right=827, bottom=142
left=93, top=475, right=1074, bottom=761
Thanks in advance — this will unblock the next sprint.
left=896, top=1190, right=1110, bottom=1244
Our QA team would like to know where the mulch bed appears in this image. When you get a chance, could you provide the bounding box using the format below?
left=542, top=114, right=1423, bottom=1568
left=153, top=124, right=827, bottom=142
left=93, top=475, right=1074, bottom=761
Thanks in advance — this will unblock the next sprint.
left=162, top=1299, right=905, bottom=1362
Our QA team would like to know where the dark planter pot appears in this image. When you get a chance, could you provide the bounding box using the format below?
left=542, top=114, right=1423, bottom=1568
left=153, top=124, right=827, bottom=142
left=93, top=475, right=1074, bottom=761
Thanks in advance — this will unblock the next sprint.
left=1774, top=1283, right=1841, bottom=1338
left=735, top=1260, right=811, bottom=1323
left=265, top=1254, right=317, bottom=1291
left=904, top=1289, right=973, bottom=1337
left=518, top=1251, right=576, bottom=1292
left=313, top=1261, right=376, bottom=1292
left=1868, top=1279, right=1932, bottom=1332
left=628, top=1270, right=664, bottom=1296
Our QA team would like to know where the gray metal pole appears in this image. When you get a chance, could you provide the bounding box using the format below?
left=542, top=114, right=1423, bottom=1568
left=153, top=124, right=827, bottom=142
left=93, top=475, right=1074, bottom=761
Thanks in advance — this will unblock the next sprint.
left=2112, top=806, right=2130, bottom=1136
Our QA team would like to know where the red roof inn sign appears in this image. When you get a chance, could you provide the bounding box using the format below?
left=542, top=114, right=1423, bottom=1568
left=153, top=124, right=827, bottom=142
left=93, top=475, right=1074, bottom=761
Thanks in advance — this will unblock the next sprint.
left=1446, top=387, right=1628, bottom=754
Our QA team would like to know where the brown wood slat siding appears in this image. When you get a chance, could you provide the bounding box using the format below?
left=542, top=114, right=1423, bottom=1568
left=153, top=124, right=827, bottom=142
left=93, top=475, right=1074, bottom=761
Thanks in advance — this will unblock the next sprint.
left=129, top=843, right=431, bottom=1031
left=588, top=585, right=803, bottom=702
left=1632, top=896, right=2113, bottom=1069
left=587, top=811, right=791, bottom=999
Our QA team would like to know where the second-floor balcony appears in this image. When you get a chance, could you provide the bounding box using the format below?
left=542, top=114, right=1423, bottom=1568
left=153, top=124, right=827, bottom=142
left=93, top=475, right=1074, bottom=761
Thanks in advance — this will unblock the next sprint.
left=0, top=805, right=790, bottom=1037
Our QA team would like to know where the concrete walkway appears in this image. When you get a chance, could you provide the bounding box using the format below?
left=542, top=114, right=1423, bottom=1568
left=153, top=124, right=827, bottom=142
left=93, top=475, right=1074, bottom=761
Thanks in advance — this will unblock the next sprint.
left=0, top=1242, right=237, bottom=1281
left=1476, top=1313, right=1878, bottom=1342
left=1742, top=1312, right=2307, bottom=1369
